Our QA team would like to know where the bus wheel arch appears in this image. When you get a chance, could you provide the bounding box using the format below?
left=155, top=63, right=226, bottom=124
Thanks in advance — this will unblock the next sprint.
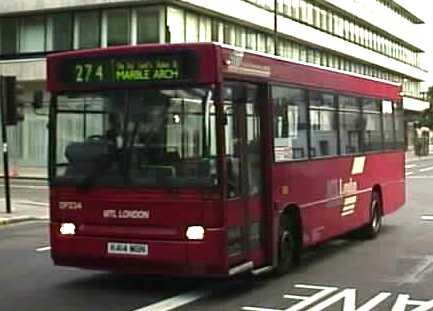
left=275, top=204, right=302, bottom=275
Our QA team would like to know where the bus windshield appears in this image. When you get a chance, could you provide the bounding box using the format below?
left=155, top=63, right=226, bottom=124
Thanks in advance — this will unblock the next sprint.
left=54, top=87, right=218, bottom=188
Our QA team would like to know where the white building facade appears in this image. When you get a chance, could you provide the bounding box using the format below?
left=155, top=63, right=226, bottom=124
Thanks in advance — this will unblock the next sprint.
left=0, top=0, right=429, bottom=177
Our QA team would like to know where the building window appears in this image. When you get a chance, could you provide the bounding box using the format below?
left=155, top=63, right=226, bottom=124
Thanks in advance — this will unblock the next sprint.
left=235, top=26, right=246, bottom=48
left=266, top=35, right=275, bottom=54
left=77, top=11, right=101, bottom=49
left=185, top=12, right=199, bottom=42
left=223, top=23, right=235, bottom=45
left=310, top=92, right=338, bottom=157
left=106, top=9, right=130, bottom=46
left=20, top=16, right=45, bottom=53
left=273, top=86, right=308, bottom=161
left=137, top=7, right=160, bottom=43
left=246, top=30, right=257, bottom=50
left=167, top=7, right=184, bottom=43
left=47, top=13, right=73, bottom=51
left=199, top=16, right=212, bottom=42
left=257, top=33, right=266, bottom=52
left=0, top=18, right=18, bottom=55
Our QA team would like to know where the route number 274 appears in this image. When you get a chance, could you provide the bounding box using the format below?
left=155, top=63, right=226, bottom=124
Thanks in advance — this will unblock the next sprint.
left=75, top=64, right=104, bottom=83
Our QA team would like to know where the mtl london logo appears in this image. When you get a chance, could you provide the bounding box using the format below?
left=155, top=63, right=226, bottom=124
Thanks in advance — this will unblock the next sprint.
left=339, top=156, right=366, bottom=217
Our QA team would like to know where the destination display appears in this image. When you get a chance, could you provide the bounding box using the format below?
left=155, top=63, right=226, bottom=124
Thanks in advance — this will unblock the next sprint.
left=60, top=52, right=196, bottom=85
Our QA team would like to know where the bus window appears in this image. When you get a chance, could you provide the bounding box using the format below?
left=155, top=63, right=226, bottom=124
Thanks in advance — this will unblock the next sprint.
left=394, top=101, right=405, bottom=149
left=272, top=86, right=307, bottom=161
left=339, top=96, right=361, bottom=154
left=223, top=86, right=241, bottom=198
left=362, top=99, right=383, bottom=152
left=382, top=100, right=394, bottom=149
left=309, top=92, right=338, bottom=157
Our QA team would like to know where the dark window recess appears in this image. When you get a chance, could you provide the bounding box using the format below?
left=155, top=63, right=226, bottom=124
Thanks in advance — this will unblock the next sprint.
left=1, top=18, right=18, bottom=55
left=51, top=13, right=73, bottom=51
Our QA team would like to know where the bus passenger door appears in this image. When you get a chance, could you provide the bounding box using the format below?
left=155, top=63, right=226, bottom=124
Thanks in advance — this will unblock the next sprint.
left=223, top=82, right=266, bottom=268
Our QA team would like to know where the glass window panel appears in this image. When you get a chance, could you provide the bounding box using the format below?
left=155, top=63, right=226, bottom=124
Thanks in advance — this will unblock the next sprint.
left=235, top=26, right=246, bottom=47
left=299, top=0, right=308, bottom=23
left=362, top=99, right=383, bottom=151
left=246, top=30, right=257, bottom=50
left=273, top=86, right=307, bottom=161
left=0, top=18, right=18, bottom=54
left=107, top=9, right=130, bottom=46
left=310, top=92, right=337, bottom=157
left=394, top=101, right=405, bottom=149
left=185, top=12, right=199, bottom=43
left=223, top=23, right=235, bottom=45
left=266, top=35, right=275, bottom=54
left=339, top=96, right=361, bottom=154
left=137, top=7, right=160, bottom=43
left=199, top=16, right=212, bottom=42
left=77, top=11, right=100, bottom=49
left=167, top=7, right=184, bottom=43
left=20, top=16, right=45, bottom=53
left=291, top=0, right=300, bottom=20
left=257, top=33, right=266, bottom=52
left=47, top=13, right=73, bottom=51
left=382, top=100, right=394, bottom=149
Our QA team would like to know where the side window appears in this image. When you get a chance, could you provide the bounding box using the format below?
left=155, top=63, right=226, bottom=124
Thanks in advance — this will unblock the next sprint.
left=362, top=99, right=383, bottom=151
left=309, top=92, right=338, bottom=157
left=394, top=101, right=405, bottom=149
left=382, top=100, right=395, bottom=149
left=272, top=86, right=307, bottom=161
left=339, top=96, right=361, bottom=154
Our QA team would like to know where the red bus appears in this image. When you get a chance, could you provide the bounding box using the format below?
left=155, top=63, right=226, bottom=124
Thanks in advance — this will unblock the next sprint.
left=47, top=43, right=405, bottom=277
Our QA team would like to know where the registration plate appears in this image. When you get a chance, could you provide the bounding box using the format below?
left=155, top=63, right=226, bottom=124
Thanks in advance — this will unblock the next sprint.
left=107, top=242, right=148, bottom=256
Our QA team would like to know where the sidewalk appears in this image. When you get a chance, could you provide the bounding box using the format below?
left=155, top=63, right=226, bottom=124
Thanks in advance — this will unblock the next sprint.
left=0, top=199, right=48, bottom=225
left=405, top=145, right=433, bottom=162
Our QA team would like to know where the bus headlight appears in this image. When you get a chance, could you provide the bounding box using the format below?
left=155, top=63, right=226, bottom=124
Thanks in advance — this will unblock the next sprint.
left=186, top=226, right=205, bottom=240
left=59, top=223, right=76, bottom=235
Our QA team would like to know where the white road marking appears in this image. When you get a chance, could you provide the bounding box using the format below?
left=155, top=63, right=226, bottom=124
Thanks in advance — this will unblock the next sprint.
left=405, top=164, right=417, bottom=169
left=132, top=290, right=209, bottom=311
left=244, top=283, right=433, bottom=311
left=419, top=166, right=433, bottom=172
left=421, top=215, right=433, bottom=221
left=407, top=175, right=433, bottom=179
left=36, top=246, right=51, bottom=252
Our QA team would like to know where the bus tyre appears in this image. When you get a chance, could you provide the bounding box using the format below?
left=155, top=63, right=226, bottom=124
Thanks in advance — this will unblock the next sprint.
left=275, top=216, right=298, bottom=275
left=360, top=191, right=382, bottom=239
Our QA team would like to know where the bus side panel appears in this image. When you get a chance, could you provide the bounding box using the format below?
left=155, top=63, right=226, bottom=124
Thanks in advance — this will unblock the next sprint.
left=272, top=151, right=405, bottom=248
left=368, top=151, right=405, bottom=215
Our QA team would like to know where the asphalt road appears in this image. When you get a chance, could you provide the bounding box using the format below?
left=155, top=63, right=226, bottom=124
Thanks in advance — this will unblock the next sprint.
left=1, top=158, right=433, bottom=311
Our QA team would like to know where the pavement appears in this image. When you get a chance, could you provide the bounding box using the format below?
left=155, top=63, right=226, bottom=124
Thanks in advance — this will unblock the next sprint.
left=0, top=199, right=48, bottom=225
left=0, top=148, right=431, bottom=227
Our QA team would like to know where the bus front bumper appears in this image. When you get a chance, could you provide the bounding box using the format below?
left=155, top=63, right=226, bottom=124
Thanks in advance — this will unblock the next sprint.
left=50, top=223, right=228, bottom=277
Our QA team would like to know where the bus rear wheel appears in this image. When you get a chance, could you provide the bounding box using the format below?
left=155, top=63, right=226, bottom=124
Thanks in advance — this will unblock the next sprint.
left=275, top=216, right=299, bottom=275
left=359, top=191, right=382, bottom=239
